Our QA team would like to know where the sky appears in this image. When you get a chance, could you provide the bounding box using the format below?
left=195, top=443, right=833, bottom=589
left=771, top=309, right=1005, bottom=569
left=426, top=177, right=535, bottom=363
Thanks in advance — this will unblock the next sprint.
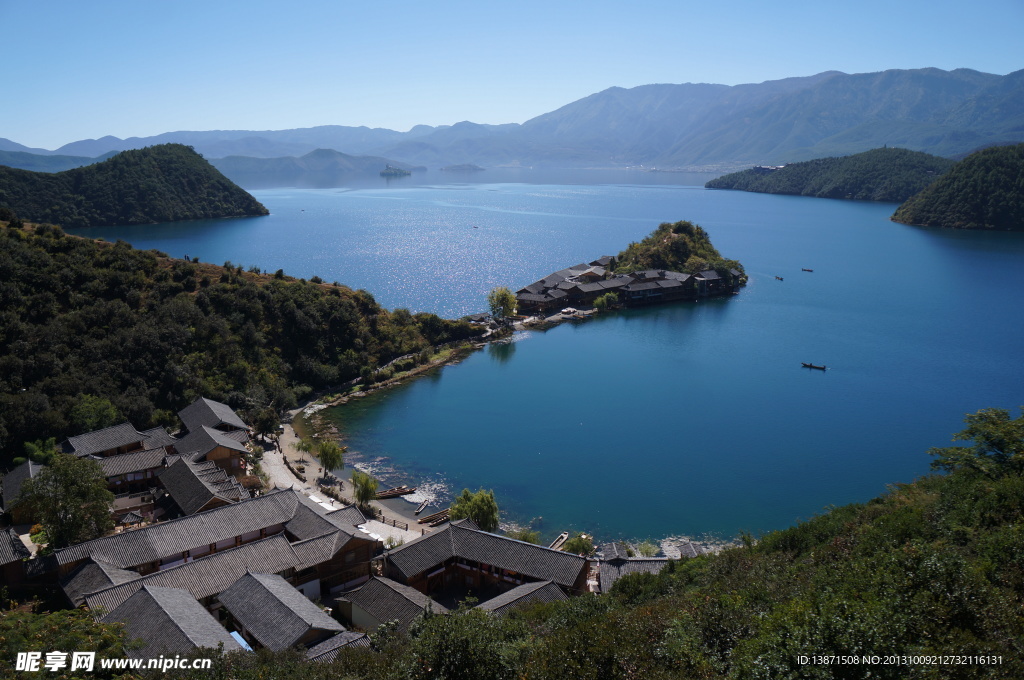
left=2, top=0, right=1022, bottom=150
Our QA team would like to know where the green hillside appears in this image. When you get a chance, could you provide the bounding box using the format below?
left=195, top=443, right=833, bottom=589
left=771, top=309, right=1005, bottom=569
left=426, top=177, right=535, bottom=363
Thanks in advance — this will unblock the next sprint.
left=0, top=144, right=269, bottom=227
left=614, top=220, right=745, bottom=280
left=892, top=143, right=1024, bottom=229
left=0, top=221, right=483, bottom=463
left=705, top=147, right=953, bottom=202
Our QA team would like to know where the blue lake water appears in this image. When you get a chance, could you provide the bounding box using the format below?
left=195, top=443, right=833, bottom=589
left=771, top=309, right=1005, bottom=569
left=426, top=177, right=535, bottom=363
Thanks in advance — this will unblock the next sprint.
left=70, top=172, right=1024, bottom=542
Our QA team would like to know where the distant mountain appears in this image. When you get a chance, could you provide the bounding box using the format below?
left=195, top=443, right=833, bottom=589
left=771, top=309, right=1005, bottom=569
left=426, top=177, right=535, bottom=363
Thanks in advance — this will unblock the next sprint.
left=209, top=148, right=423, bottom=188
left=705, top=148, right=954, bottom=202
left=892, top=143, right=1024, bottom=229
left=0, top=144, right=268, bottom=227
left=0, top=149, right=117, bottom=172
left=8, top=68, right=1024, bottom=170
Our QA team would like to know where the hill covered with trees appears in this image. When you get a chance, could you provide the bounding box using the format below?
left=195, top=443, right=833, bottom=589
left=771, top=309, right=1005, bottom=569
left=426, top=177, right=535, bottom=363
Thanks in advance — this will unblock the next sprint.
left=0, top=220, right=483, bottom=464
left=614, top=220, right=745, bottom=282
left=705, top=147, right=954, bottom=202
left=892, top=143, right=1024, bottom=229
left=0, top=144, right=269, bottom=228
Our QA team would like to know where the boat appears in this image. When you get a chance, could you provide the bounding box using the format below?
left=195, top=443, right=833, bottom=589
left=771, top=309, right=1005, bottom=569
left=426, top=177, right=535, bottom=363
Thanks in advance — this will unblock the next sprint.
left=375, top=485, right=416, bottom=499
left=418, top=509, right=450, bottom=524
left=775, top=276, right=784, bottom=281
left=548, top=531, right=569, bottom=550
left=802, top=268, right=814, bottom=272
left=414, top=499, right=430, bottom=515
left=428, top=513, right=451, bottom=527
left=801, top=362, right=827, bottom=370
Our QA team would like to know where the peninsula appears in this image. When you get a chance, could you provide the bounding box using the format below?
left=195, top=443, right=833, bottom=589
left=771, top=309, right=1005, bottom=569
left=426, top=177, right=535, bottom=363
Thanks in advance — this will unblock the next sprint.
left=0, top=143, right=269, bottom=227
left=705, top=147, right=953, bottom=202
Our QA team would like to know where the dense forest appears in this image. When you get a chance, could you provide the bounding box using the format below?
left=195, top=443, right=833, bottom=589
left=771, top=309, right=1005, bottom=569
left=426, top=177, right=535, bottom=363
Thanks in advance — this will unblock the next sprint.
left=614, top=220, right=746, bottom=285
left=0, top=144, right=269, bottom=228
left=5, top=408, right=1022, bottom=679
left=892, top=143, right=1024, bottom=229
left=0, top=221, right=483, bottom=465
left=705, top=148, right=954, bottom=202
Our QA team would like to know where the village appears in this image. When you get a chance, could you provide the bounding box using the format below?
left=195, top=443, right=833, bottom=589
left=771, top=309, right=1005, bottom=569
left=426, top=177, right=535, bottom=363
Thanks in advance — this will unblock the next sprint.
left=1, top=396, right=708, bottom=662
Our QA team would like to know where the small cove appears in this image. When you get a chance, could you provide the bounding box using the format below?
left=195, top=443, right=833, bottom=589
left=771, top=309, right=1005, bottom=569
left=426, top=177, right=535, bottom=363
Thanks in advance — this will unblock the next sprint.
left=71, top=173, right=1024, bottom=542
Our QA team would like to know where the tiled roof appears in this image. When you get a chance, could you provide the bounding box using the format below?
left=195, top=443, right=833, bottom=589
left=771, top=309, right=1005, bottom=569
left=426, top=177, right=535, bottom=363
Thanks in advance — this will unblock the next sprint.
left=84, top=534, right=301, bottom=614
left=62, top=558, right=143, bottom=606
left=1, top=460, right=45, bottom=508
left=386, top=522, right=588, bottom=589
left=158, top=458, right=246, bottom=515
left=0, top=527, right=30, bottom=567
left=590, top=256, right=614, bottom=267
left=598, top=542, right=630, bottom=561
left=518, top=282, right=546, bottom=295
left=662, top=271, right=691, bottom=281
left=476, top=580, right=567, bottom=616
left=178, top=397, right=249, bottom=433
left=98, top=448, right=167, bottom=478
left=56, top=489, right=307, bottom=569
left=101, top=585, right=241, bottom=658
left=344, top=576, right=449, bottom=632
left=623, top=281, right=663, bottom=292
left=306, top=631, right=370, bottom=662
left=139, top=427, right=176, bottom=449
left=697, top=269, right=720, bottom=280
left=599, top=558, right=671, bottom=593
left=326, top=505, right=367, bottom=527
left=220, top=573, right=343, bottom=651
left=656, top=279, right=683, bottom=289
left=62, top=423, right=146, bottom=457
left=174, top=425, right=249, bottom=459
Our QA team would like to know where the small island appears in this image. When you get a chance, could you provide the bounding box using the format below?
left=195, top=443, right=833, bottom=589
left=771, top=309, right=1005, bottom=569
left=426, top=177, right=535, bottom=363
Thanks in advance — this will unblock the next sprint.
left=379, top=164, right=411, bottom=177
left=440, top=164, right=485, bottom=173
left=892, top=143, right=1024, bottom=230
left=705, top=147, right=953, bottom=203
left=515, top=220, right=745, bottom=314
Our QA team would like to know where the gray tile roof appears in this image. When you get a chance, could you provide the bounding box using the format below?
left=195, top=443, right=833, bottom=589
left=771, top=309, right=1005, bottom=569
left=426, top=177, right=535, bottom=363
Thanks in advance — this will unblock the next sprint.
left=139, top=427, right=176, bottom=449
left=344, top=576, right=449, bottom=632
left=174, top=425, right=249, bottom=459
left=220, top=573, right=343, bottom=651
left=306, top=631, right=370, bottom=662
left=158, top=458, right=246, bottom=515
left=386, top=522, right=588, bottom=589
left=0, top=527, right=30, bottom=567
left=662, top=271, right=692, bottom=281
left=475, top=580, right=567, bottom=616
left=2, top=460, right=45, bottom=508
left=590, top=256, right=614, bottom=267
left=101, top=585, right=241, bottom=658
left=599, top=558, right=671, bottom=593
left=62, top=423, right=147, bottom=457
left=518, top=282, right=546, bottom=295
left=697, top=269, right=720, bottom=280
left=56, top=488, right=310, bottom=569
left=61, top=558, right=142, bottom=607
left=327, top=505, right=367, bottom=527
left=516, top=293, right=550, bottom=303
left=84, top=534, right=301, bottom=614
left=178, top=397, right=249, bottom=433
left=98, top=448, right=167, bottom=478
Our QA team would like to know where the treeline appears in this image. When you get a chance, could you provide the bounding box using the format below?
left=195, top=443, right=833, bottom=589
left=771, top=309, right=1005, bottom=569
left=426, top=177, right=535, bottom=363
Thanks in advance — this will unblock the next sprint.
left=614, top=220, right=745, bottom=284
left=0, top=222, right=484, bottom=464
left=892, top=143, right=1024, bottom=229
left=8, top=408, right=1021, bottom=679
left=706, top=147, right=954, bottom=202
left=0, top=143, right=269, bottom=228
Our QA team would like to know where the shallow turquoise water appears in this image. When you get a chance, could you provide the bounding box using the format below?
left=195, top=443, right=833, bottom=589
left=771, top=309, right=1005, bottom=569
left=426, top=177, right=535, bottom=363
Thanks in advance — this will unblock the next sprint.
left=72, top=174, right=1024, bottom=541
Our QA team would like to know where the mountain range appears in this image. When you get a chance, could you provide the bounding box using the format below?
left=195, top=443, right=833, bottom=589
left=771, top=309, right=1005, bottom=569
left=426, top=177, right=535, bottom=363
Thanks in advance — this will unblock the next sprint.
left=2, top=67, right=1022, bottom=175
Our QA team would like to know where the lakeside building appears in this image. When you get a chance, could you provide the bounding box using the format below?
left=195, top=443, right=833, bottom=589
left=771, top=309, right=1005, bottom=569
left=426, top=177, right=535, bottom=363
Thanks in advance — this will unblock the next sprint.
left=516, top=257, right=742, bottom=314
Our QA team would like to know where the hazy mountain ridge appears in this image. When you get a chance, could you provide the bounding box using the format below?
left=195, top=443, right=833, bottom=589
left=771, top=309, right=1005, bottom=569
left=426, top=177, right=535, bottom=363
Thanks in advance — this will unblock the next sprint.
left=5, top=68, right=1023, bottom=170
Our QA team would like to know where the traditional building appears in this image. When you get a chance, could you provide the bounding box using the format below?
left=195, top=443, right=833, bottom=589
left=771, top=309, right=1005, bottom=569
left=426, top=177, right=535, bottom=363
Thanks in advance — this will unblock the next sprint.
left=1, top=459, right=45, bottom=525
left=157, top=457, right=248, bottom=516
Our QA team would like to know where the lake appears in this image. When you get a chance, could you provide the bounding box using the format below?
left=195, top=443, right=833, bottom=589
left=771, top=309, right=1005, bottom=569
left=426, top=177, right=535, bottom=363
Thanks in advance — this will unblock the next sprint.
left=70, top=171, right=1024, bottom=543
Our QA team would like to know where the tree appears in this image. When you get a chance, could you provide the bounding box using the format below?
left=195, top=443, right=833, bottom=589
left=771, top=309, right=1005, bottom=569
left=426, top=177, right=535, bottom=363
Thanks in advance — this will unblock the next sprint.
left=636, top=540, right=659, bottom=557
left=561, top=532, right=596, bottom=557
left=316, top=440, right=346, bottom=478
left=593, top=291, right=618, bottom=311
left=449, top=488, right=500, bottom=532
left=487, top=287, right=517, bottom=321
left=929, top=406, right=1024, bottom=478
left=351, top=469, right=378, bottom=509
left=18, top=453, right=114, bottom=549
left=504, top=527, right=540, bottom=544
left=69, top=395, right=123, bottom=434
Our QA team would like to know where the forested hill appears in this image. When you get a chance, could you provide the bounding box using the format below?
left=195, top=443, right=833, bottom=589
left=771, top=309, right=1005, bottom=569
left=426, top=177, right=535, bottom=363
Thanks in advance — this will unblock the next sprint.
left=892, top=143, right=1024, bottom=229
left=0, top=144, right=269, bottom=228
left=0, top=221, right=484, bottom=463
left=614, top=220, right=745, bottom=281
left=704, top=148, right=954, bottom=202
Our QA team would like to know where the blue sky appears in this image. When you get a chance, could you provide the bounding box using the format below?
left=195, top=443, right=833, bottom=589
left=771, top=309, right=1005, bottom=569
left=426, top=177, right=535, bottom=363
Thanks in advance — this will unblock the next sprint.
left=3, top=0, right=1022, bottom=149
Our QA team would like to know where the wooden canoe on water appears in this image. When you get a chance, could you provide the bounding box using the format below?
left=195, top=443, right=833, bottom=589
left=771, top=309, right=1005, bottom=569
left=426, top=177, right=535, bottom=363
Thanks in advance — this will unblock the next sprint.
left=548, top=531, right=569, bottom=550
left=801, top=362, right=827, bottom=370
left=418, top=508, right=450, bottom=524
left=375, top=485, right=416, bottom=499
left=414, top=499, right=430, bottom=515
